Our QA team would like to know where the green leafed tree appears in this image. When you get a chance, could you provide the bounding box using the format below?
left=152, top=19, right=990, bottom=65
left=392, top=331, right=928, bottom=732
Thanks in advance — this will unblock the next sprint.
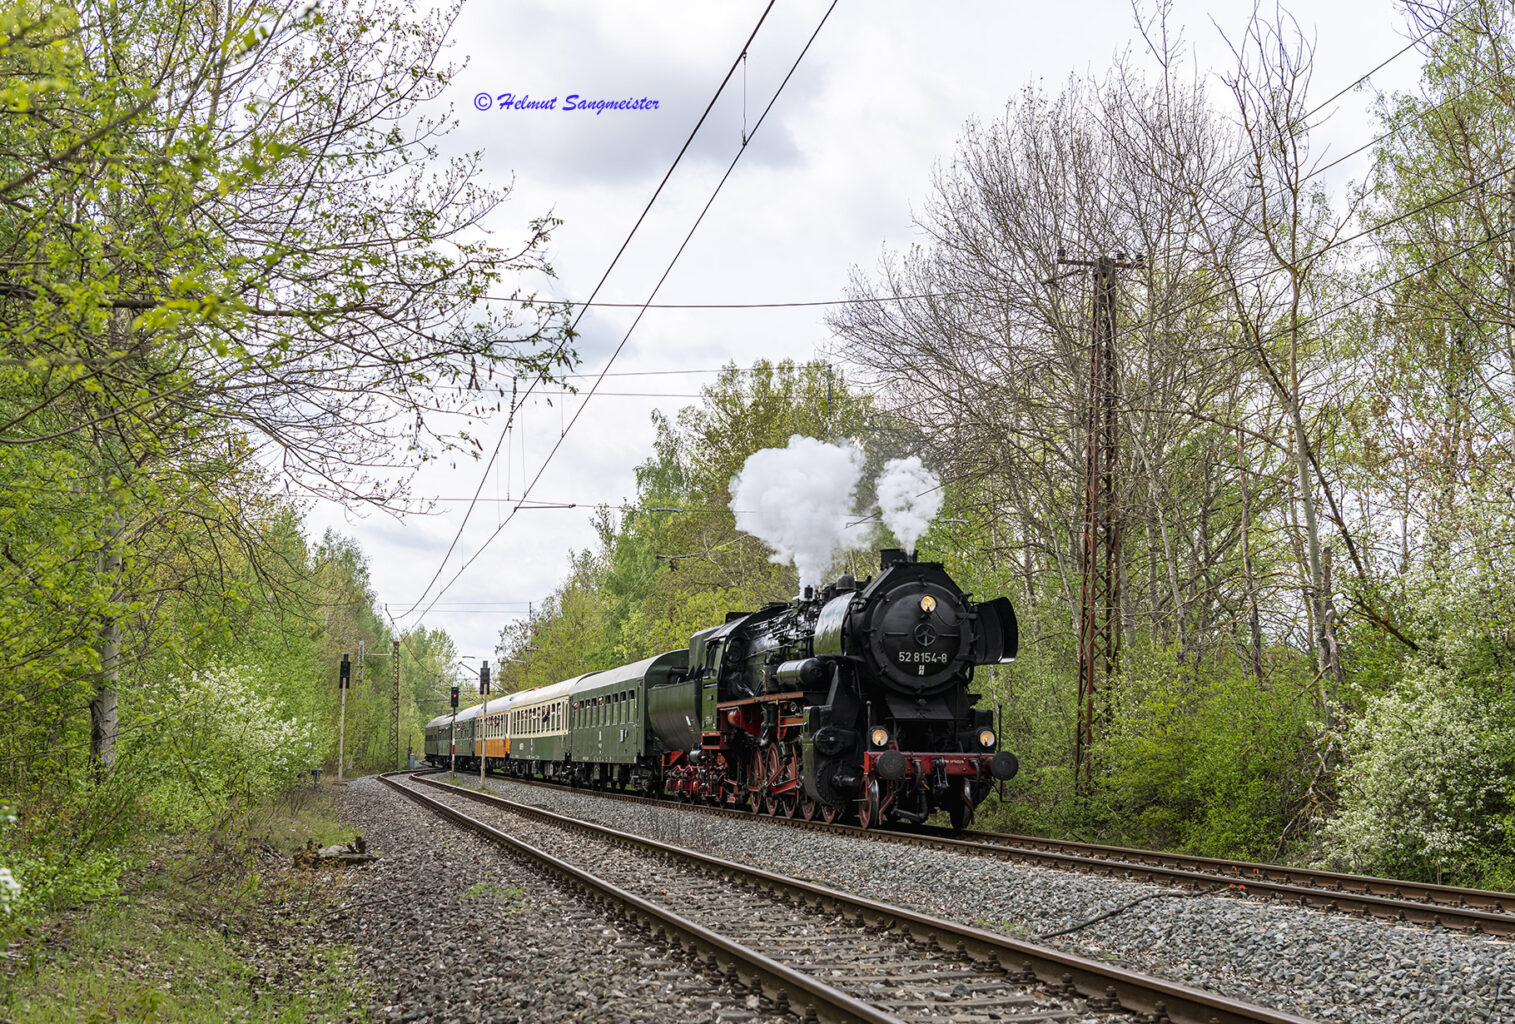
left=0, top=0, right=573, bottom=770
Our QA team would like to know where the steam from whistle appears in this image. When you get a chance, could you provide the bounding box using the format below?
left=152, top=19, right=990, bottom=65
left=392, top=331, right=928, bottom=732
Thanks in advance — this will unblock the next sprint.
left=729, top=435, right=865, bottom=588
left=876, top=456, right=943, bottom=555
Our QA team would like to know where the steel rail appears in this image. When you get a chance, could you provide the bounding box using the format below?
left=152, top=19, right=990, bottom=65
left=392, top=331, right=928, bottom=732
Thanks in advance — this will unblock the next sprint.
left=410, top=771, right=1317, bottom=1024
left=473, top=771, right=1515, bottom=938
left=941, top=828, right=1515, bottom=915
left=379, top=771, right=901, bottom=1024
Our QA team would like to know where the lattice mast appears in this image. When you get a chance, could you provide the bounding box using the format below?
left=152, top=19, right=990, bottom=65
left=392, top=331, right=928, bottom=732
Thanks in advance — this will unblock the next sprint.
left=1055, top=252, right=1140, bottom=789
left=390, top=639, right=401, bottom=769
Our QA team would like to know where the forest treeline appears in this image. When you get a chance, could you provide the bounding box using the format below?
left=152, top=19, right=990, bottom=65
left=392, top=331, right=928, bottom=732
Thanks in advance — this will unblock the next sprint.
left=0, top=0, right=570, bottom=924
left=498, top=2, right=1515, bottom=890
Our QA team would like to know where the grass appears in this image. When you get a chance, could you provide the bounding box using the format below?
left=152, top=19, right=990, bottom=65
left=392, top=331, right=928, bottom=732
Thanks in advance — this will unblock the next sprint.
left=0, top=783, right=371, bottom=1024
left=460, top=881, right=525, bottom=902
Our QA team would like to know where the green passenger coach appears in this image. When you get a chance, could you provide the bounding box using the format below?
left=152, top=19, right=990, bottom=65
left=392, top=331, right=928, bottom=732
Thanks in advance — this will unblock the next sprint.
left=507, top=678, right=576, bottom=776
left=566, top=650, right=687, bottom=790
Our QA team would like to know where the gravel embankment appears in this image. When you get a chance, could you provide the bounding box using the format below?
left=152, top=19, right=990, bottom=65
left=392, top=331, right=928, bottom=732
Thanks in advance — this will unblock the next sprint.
left=469, top=774, right=1515, bottom=1024
left=321, top=776, right=797, bottom=1023
left=411, top=781, right=1123, bottom=1024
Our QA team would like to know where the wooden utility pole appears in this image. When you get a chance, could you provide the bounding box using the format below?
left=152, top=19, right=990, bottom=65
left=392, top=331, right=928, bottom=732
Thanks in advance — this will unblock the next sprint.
left=1053, top=251, right=1141, bottom=791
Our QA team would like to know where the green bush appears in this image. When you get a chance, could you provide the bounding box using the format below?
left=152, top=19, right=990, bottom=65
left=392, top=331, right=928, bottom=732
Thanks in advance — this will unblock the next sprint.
left=981, top=639, right=1318, bottom=861
left=128, top=663, right=320, bottom=831
left=1094, top=645, right=1318, bottom=859
left=1321, top=665, right=1514, bottom=886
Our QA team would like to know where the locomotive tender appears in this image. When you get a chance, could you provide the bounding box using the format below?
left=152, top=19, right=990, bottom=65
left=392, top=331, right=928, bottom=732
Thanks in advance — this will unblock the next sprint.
left=424, top=549, right=1019, bottom=829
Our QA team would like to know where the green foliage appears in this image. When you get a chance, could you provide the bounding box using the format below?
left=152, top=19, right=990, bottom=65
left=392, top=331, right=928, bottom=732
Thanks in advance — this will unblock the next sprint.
left=0, top=788, right=369, bottom=1022
left=1322, top=666, right=1514, bottom=885
left=496, top=359, right=886, bottom=684
left=127, top=664, right=319, bottom=830
left=1094, top=646, right=1317, bottom=858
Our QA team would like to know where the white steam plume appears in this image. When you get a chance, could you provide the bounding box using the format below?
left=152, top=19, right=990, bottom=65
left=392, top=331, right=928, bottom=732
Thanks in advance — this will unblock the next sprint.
left=876, top=456, right=943, bottom=555
left=729, top=435, right=866, bottom=588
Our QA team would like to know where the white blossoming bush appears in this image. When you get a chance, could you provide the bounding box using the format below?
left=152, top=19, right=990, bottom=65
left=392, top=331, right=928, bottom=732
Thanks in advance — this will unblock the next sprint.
left=1322, top=665, right=1514, bottom=883
left=0, top=805, right=19, bottom=916
left=137, top=663, right=320, bottom=829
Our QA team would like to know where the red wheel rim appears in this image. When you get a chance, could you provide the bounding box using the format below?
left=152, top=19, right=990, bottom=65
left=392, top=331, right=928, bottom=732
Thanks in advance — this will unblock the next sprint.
left=762, top=745, right=782, bottom=815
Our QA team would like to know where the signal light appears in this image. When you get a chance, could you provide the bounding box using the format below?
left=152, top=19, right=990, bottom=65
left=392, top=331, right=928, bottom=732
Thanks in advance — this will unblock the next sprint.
left=339, top=653, right=351, bottom=689
left=479, top=662, right=491, bottom=695
left=450, top=685, right=459, bottom=709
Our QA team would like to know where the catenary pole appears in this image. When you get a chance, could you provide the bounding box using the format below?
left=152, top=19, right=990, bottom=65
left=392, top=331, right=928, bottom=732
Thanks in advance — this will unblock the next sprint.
left=1052, top=250, right=1142, bottom=792
left=337, top=653, right=351, bottom=783
left=390, top=639, right=401, bottom=770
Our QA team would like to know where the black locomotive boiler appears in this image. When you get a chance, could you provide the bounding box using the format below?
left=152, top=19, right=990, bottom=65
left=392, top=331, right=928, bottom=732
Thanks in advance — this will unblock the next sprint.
left=647, top=548, right=1020, bottom=828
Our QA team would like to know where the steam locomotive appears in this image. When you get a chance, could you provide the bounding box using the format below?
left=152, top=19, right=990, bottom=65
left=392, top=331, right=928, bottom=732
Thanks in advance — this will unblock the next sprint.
left=424, top=549, right=1019, bottom=829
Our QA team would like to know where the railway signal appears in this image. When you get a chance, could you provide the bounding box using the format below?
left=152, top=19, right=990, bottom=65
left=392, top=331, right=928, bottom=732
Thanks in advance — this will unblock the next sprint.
left=449, top=680, right=459, bottom=775
left=479, top=661, right=491, bottom=786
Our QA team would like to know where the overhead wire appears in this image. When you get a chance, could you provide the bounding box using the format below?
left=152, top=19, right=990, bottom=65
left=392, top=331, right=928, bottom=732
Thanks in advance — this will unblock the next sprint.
left=394, top=0, right=779, bottom=619
left=876, top=0, right=1493, bottom=370
left=404, top=2, right=1482, bottom=622
left=407, top=2, right=842, bottom=625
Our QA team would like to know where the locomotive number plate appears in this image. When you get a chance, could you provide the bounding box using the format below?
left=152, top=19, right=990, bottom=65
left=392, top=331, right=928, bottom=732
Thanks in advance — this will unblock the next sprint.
left=897, top=651, right=950, bottom=665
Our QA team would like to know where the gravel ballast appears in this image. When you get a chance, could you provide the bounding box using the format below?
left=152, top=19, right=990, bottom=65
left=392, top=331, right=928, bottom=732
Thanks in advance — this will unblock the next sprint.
left=320, top=776, right=797, bottom=1023
left=464, top=773, right=1515, bottom=1024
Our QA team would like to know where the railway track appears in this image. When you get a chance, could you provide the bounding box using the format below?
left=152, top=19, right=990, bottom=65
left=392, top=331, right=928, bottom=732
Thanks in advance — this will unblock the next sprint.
left=387, top=769, right=1312, bottom=1024
left=476, top=771, right=1515, bottom=938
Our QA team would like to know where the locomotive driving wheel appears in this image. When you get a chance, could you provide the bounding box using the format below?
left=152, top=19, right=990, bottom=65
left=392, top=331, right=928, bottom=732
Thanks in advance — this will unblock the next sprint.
left=779, top=743, right=801, bottom=817
left=799, top=795, right=818, bottom=820
left=743, top=754, right=763, bottom=813
left=819, top=802, right=840, bottom=824
left=762, top=745, right=782, bottom=816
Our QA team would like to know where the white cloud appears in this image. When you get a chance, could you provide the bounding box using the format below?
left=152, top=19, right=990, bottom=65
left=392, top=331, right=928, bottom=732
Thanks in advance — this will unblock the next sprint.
left=317, top=0, right=1428, bottom=660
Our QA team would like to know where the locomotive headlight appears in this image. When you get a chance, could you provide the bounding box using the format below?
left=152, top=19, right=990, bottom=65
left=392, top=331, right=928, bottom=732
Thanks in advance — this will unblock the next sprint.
left=869, top=726, right=890, bottom=748
left=919, top=594, right=937, bottom=613
left=978, top=729, right=996, bottom=749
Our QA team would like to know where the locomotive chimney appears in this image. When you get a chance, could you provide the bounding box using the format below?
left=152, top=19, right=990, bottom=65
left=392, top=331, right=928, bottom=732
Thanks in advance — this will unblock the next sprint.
left=879, top=548, right=909, bottom=570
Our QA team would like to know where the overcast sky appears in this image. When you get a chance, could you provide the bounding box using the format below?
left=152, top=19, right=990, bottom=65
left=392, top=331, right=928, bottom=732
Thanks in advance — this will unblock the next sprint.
left=305, top=0, right=1429, bottom=676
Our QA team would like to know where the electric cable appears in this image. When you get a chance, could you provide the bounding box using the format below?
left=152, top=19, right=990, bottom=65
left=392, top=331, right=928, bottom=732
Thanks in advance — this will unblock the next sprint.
left=408, top=2, right=841, bottom=624
left=395, top=0, right=779, bottom=618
